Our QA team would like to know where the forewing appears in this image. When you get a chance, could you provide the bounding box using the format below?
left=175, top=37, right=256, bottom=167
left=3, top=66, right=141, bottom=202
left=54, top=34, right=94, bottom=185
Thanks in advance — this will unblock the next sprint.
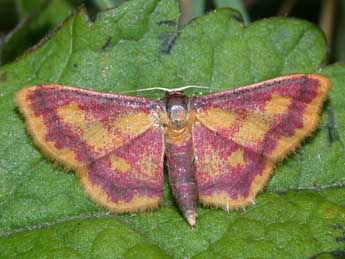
left=16, top=85, right=165, bottom=212
left=192, top=74, right=330, bottom=208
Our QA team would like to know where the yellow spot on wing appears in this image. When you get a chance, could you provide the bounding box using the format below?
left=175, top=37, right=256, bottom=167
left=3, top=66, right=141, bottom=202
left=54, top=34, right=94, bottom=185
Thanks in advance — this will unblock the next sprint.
left=57, top=103, right=85, bottom=124
left=200, top=147, right=227, bottom=177
left=57, top=103, right=123, bottom=153
left=227, top=148, right=245, bottom=168
left=57, top=103, right=154, bottom=155
left=233, top=112, right=270, bottom=146
left=113, top=112, right=154, bottom=135
left=196, top=107, right=237, bottom=131
left=137, top=155, right=155, bottom=179
left=110, top=155, right=131, bottom=173
left=265, top=94, right=291, bottom=116
left=83, top=123, right=122, bottom=152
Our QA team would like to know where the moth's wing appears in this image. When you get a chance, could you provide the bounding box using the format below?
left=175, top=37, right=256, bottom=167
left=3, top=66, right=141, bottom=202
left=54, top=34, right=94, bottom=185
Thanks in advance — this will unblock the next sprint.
left=78, top=126, right=164, bottom=212
left=192, top=123, right=274, bottom=209
left=16, top=85, right=165, bottom=212
left=192, top=74, right=330, bottom=209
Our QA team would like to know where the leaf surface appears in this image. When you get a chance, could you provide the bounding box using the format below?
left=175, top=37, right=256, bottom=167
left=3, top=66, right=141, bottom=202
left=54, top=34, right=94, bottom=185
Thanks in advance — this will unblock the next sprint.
left=0, top=0, right=344, bottom=258
left=0, top=0, right=74, bottom=64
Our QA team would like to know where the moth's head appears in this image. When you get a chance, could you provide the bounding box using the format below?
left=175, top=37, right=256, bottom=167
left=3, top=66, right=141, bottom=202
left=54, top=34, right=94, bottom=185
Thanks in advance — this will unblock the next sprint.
left=165, top=91, right=188, bottom=129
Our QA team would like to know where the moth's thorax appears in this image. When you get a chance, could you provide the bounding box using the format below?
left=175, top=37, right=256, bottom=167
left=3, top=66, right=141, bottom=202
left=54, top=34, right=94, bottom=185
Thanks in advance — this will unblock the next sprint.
left=165, top=91, right=189, bottom=129
left=163, top=91, right=195, bottom=145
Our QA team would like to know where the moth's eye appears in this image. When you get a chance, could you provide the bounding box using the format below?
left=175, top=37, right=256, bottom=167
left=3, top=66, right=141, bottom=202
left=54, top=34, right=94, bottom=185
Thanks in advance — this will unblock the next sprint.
left=168, top=105, right=187, bottom=129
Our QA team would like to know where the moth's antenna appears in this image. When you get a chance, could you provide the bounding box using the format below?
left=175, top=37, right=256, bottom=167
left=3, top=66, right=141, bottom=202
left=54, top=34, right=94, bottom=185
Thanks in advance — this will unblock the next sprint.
left=119, top=85, right=211, bottom=94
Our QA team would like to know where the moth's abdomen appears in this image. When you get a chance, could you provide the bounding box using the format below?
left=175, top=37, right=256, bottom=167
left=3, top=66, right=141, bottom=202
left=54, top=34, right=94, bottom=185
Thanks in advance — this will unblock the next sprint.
left=166, top=139, right=197, bottom=226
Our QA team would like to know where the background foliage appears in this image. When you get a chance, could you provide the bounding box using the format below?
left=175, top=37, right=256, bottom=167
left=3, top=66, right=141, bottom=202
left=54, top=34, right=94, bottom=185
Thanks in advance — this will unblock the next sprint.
left=0, top=0, right=344, bottom=258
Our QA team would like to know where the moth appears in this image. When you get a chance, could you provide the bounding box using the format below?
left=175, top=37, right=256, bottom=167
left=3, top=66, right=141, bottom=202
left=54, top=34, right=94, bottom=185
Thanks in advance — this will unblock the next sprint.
left=16, top=74, right=330, bottom=226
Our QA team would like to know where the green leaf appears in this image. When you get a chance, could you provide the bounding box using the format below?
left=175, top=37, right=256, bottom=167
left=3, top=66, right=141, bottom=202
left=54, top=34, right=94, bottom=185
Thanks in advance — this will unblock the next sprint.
left=1, top=189, right=345, bottom=258
left=0, top=0, right=74, bottom=64
left=0, top=0, right=344, bottom=257
left=322, top=64, right=345, bottom=143
left=0, top=216, right=171, bottom=258
left=15, top=0, right=50, bottom=17
left=214, top=0, right=250, bottom=24
left=93, top=0, right=127, bottom=10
